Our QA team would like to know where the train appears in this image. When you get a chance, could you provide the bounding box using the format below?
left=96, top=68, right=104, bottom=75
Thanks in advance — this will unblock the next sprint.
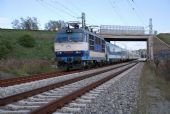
left=54, top=24, right=139, bottom=69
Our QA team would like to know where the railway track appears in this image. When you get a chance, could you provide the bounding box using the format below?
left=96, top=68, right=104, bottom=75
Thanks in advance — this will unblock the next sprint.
left=0, top=62, right=130, bottom=87
left=0, top=61, right=138, bottom=114
left=0, top=70, right=80, bottom=87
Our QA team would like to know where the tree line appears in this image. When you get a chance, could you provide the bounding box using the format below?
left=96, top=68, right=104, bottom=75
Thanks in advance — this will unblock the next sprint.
left=11, top=17, right=66, bottom=31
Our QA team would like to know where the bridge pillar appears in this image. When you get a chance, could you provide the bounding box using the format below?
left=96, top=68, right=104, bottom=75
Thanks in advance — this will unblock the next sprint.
left=148, top=35, right=154, bottom=60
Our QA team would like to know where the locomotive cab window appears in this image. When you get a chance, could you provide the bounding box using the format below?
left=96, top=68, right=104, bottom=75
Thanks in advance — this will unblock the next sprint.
left=55, top=34, right=68, bottom=43
left=69, top=33, right=84, bottom=42
left=56, top=33, right=84, bottom=43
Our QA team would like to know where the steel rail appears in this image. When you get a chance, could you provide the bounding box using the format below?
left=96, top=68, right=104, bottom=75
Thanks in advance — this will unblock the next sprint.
left=30, top=62, right=138, bottom=114
left=0, top=70, right=79, bottom=87
left=0, top=62, right=130, bottom=87
left=0, top=62, right=134, bottom=106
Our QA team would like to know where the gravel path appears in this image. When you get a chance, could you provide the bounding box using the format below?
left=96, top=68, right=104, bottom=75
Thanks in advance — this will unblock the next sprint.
left=76, top=62, right=144, bottom=114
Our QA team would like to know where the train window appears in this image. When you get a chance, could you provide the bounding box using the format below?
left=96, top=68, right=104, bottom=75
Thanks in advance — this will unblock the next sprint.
left=90, top=45, right=94, bottom=50
left=56, top=34, right=68, bottom=42
left=102, top=40, right=105, bottom=52
left=95, top=37, right=99, bottom=44
left=99, top=39, right=102, bottom=45
left=89, top=34, right=94, bottom=40
left=95, top=37, right=102, bottom=45
left=56, top=33, right=84, bottom=42
left=84, top=34, right=87, bottom=42
left=69, top=33, right=84, bottom=42
left=89, top=34, right=94, bottom=50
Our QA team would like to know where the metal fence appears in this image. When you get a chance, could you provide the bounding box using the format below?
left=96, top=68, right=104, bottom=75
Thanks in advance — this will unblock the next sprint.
left=100, top=25, right=145, bottom=35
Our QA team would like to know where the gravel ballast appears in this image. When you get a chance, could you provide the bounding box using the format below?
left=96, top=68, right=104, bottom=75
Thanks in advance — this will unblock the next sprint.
left=0, top=63, right=129, bottom=98
left=0, top=63, right=135, bottom=113
left=75, top=62, right=144, bottom=114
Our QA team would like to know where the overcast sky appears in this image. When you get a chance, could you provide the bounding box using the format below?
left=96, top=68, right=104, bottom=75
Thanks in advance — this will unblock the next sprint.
left=0, top=0, right=169, bottom=50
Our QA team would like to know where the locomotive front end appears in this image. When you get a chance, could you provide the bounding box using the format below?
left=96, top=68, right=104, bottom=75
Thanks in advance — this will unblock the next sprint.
left=54, top=28, right=88, bottom=68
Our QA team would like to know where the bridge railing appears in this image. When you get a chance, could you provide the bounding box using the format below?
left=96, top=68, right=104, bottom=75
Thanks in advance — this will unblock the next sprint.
left=100, top=25, right=145, bottom=35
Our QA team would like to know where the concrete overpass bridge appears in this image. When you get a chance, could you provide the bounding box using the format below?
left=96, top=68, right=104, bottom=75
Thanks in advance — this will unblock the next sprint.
left=98, top=25, right=170, bottom=79
left=98, top=25, right=153, bottom=59
left=98, top=25, right=170, bottom=62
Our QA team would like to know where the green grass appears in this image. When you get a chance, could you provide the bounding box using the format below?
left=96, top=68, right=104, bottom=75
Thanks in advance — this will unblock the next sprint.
left=157, top=33, right=170, bottom=45
left=0, top=29, right=57, bottom=76
left=0, top=29, right=56, bottom=59
left=135, top=62, right=170, bottom=114
left=0, top=29, right=56, bottom=60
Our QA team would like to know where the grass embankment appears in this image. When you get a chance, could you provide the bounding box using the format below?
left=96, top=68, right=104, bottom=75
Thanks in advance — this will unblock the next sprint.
left=157, top=33, right=170, bottom=45
left=135, top=62, right=170, bottom=114
left=0, top=29, right=57, bottom=77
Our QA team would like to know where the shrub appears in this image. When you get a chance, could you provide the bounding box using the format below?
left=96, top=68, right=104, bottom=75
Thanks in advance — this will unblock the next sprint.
left=0, top=38, right=13, bottom=59
left=18, top=34, right=36, bottom=47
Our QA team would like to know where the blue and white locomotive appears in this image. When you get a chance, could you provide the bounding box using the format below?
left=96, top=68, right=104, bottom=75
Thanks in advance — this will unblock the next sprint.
left=54, top=26, right=106, bottom=69
left=54, top=24, right=138, bottom=69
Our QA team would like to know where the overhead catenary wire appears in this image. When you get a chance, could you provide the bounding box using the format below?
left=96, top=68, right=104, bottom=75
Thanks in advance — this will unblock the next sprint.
left=50, top=0, right=80, bottom=17
left=38, top=0, right=98, bottom=27
left=72, top=1, right=100, bottom=25
left=62, top=0, right=100, bottom=25
left=125, top=0, right=148, bottom=27
left=108, top=0, right=127, bottom=25
left=132, top=1, right=148, bottom=22
left=36, top=0, right=64, bottom=18
left=36, top=0, right=76, bottom=26
left=37, top=0, right=78, bottom=19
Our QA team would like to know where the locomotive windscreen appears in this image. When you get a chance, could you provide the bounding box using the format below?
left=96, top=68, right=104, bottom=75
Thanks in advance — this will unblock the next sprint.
left=56, top=33, right=84, bottom=43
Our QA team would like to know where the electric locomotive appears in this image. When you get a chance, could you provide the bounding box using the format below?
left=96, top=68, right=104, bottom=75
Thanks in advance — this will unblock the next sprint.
left=54, top=24, right=106, bottom=69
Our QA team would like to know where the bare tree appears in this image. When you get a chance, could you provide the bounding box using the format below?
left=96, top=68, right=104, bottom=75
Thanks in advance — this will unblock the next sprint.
left=11, top=19, right=21, bottom=29
left=11, top=17, right=40, bottom=30
left=45, top=20, right=65, bottom=31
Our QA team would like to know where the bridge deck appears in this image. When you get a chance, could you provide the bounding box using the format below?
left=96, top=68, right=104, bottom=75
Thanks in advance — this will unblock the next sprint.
left=99, top=34, right=149, bottom=41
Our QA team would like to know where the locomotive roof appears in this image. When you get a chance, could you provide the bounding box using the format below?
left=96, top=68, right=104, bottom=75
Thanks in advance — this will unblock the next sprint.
left=57, top=28, right=105, bottom=40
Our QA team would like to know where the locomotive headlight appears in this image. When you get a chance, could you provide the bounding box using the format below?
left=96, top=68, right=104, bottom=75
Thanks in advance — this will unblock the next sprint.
left=57, top=52, right=62, bottom=54
left=66, top=29, right=72, bottom=33
left=75, top=51, right=81, bottom=54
